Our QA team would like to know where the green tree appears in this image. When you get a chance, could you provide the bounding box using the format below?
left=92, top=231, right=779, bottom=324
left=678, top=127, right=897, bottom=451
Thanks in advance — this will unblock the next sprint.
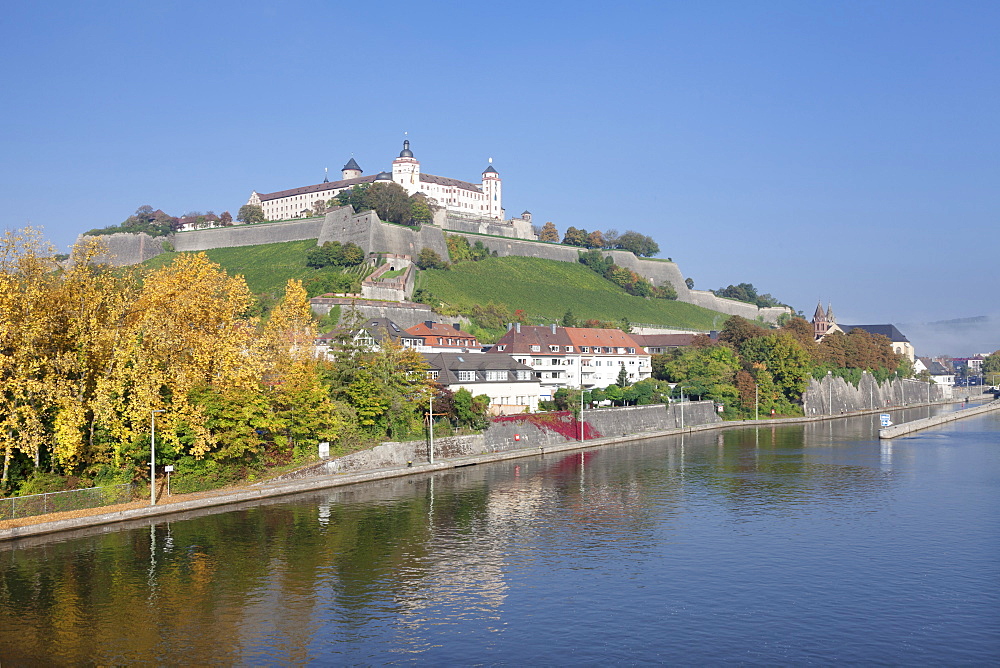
left=616, top=364, right=630, bottom=388
left=562, top=226, right=587, bottom=246
left=410, top=195, right=433, bottom=224
left=615, top=230, right=659, bottom=257
left=739, top=333, right=811, bottom=407
left=335, top=184, right=371, bottom=212
left=237, top=204, right=266, bottom=224
left=452, top=388, right=490, bottom=430
left=415, top=247, right=447, bottom=270
left=364, top=182, right=414, bottom=225
left=983, top=350, right=1000, bottom=385
left=561, top=310, right=578, bottom=327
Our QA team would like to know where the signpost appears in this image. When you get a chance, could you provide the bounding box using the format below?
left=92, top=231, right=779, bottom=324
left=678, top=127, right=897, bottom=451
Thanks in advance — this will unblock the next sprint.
left=880, top=413, right=892, bottom=428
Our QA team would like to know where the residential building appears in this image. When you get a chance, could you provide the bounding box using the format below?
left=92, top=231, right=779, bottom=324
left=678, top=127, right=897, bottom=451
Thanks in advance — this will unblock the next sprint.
left=405, top=321, right=480, bottom=353
left=423, top=352, right=540, bottom=415
left=486, top=323, right=651, bottom=399
left=630, top=333, right=696, bottom=354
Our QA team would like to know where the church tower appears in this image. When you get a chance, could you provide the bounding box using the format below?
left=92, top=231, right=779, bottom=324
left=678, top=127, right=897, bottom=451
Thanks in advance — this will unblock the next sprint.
left=341, top=157, right=362, bottom=180
left=392, top=139, right=421, bottom=194
left=482, top=160, right=502, bottom=220
left=813, top=301, right=829, bottom=340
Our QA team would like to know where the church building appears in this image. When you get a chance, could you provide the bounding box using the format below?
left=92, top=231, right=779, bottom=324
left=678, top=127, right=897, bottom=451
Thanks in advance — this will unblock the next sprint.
left=812, top=302, right=915, bottom=362
left=246, top=140, right=503, bottom=222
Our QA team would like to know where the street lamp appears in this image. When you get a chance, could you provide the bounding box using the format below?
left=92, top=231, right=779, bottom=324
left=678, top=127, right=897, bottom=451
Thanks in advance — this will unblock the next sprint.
left=428, top=393, right=434, bottom=464
left=827, top=371, right=833, bottom=415
left=150, top=409, right=164, bottom=506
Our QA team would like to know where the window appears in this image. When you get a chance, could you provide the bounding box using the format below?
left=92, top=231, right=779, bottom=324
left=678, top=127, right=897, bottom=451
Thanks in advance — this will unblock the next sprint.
left=531, top=345, right=541, bottom=352
left=486, top=370, right=507, bottom=381
left=457, top=370, right=475, bottom=382
left=565, top=346, right=574, bottom=352
left=426, top=370, right=439, bottom=380
left=628, top=347, right=635, bottom=354
left=497, top=345, right=506, bottom=351
left=580, top=346, right=590, bottom=353
left=516, top=370, right=531, bottom=380
left=549, top=345, right=560, bottom=352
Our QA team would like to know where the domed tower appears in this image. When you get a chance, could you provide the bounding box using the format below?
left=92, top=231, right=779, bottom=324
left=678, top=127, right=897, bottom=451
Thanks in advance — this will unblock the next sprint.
left=342, top=157, right=362, bottom=180
left=482, top=159, right=502, bottom=220
left=391, top=139, right=420, bottom=193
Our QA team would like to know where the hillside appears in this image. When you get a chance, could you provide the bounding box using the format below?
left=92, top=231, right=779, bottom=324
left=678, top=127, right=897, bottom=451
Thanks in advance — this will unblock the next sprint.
left=142, top=240, right=324, bottom=295
left=417, top=256, right=728, bottom=331
left=141, top=241, right=730, bottom=331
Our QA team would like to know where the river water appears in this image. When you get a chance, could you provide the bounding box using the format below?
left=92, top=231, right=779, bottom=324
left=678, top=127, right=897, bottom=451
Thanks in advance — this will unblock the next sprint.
left=1, top=407, right=998, bottom=664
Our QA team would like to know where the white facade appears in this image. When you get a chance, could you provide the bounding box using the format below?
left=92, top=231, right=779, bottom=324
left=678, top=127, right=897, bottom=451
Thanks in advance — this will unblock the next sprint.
left=247, top=140, right=504, bottom=222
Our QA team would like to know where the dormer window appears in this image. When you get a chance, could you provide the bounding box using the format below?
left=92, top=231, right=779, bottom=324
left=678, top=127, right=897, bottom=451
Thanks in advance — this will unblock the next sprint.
left=565, top=346, right=574, bottom=352
left=580, top=346, right=590, bottom=353
left=497, top=344, right=506, bottom=351
left=530, top=345, right=541, bottom=352
left=549, top=345, right=560, bottom=352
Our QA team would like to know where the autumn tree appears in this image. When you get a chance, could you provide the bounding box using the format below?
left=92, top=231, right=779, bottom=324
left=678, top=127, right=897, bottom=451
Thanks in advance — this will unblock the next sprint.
left=94, top=253, right=259, bottom=466
left=540, top=221, right=560, bottom=242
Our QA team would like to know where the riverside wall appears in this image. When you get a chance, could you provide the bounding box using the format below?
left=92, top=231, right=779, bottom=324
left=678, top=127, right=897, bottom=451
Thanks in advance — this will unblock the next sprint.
left=277, top=401, right=722, bottom=480
left=802, top=373, right=951, bottom=416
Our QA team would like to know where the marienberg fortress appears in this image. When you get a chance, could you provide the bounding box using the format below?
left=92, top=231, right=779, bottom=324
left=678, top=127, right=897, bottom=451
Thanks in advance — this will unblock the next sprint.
left=81, top=139, right=786, bottom=323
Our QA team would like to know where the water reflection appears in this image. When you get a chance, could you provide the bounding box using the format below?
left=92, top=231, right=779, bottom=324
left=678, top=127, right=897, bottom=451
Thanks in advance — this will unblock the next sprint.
left=1, top=406, right=996, bottom=664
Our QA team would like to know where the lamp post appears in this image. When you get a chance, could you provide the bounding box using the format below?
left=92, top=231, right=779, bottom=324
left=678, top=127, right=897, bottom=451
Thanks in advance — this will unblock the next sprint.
left=428, top=393, right=434, bottom=464
left=755, top=382, right=759, bottom=422
left=579, top=384, right=585, bottom=442
left=678, top=385, right=687, bottom=431
left=827, top=371, right=833, bottom=415
left=150, top=409, right=164, bottom=506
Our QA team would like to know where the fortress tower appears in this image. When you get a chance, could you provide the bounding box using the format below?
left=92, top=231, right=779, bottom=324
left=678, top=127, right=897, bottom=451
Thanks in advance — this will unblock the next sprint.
left=342, top=157, right=362, bottom=180
left=482, top=161, right=502, bottom=220
left=392, top=140, right=421, bottom=191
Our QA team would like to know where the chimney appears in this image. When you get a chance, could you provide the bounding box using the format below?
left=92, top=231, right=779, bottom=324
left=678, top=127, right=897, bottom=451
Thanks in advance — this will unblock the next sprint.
left=424, top=321, right=434, bottom=328
left=453, top=323, right=461, bottom=331
left=516, top=322, right=521, bottom=333
left=507, top=323, right=513, bottom=331
left=551, top=323, right=557, bottom=334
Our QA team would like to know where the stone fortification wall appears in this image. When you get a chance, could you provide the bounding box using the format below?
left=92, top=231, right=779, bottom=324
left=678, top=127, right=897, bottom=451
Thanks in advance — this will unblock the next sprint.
left=310, top=298, right=464, bottom=330
left=173, top=217, right=326, bottom=252
left=76, top=232, right=170, bottom=267
left=683, top=290, right=790, bottom=322
left=80, top=209, right=786, bottom=325
left=802, top=373, right=951, bottom=416
left=361, top=264, right=415, bottom=301
left=441, top=212, right=535, bottom=239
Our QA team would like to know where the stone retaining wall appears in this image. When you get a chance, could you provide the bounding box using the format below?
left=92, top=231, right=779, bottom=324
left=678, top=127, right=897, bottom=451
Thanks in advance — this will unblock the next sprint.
left=802, top=373, right=951, bottom=415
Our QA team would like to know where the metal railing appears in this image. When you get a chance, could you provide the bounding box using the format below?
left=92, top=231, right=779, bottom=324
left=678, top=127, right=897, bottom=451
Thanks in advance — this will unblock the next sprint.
left=0, top=483, right=134, bottom=522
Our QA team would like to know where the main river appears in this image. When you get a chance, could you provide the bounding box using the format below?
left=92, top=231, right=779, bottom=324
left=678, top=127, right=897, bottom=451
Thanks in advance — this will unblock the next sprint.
left=1, top=407, right=998, bottom=664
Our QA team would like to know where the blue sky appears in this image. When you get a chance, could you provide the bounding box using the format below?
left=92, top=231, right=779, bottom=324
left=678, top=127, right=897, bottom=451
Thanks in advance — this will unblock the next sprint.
left=1, top=1, right=997, bottom=355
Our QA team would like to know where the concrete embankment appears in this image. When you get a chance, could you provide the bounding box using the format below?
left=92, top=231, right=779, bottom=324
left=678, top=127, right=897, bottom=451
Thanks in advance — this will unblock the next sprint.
left=879, top=399, right=1000, bottom=439
left=0, top=399, right=979, bottom=543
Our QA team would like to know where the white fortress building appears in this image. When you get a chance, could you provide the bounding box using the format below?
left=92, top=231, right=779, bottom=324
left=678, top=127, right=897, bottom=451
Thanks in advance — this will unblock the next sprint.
left=247, top=140, right=505, bottom=222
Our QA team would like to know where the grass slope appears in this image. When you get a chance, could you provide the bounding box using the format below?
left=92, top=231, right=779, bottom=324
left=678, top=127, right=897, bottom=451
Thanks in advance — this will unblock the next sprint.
left=419, top=256, right=728, bottom=330
left=143, top=240, right=319, bottom=295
